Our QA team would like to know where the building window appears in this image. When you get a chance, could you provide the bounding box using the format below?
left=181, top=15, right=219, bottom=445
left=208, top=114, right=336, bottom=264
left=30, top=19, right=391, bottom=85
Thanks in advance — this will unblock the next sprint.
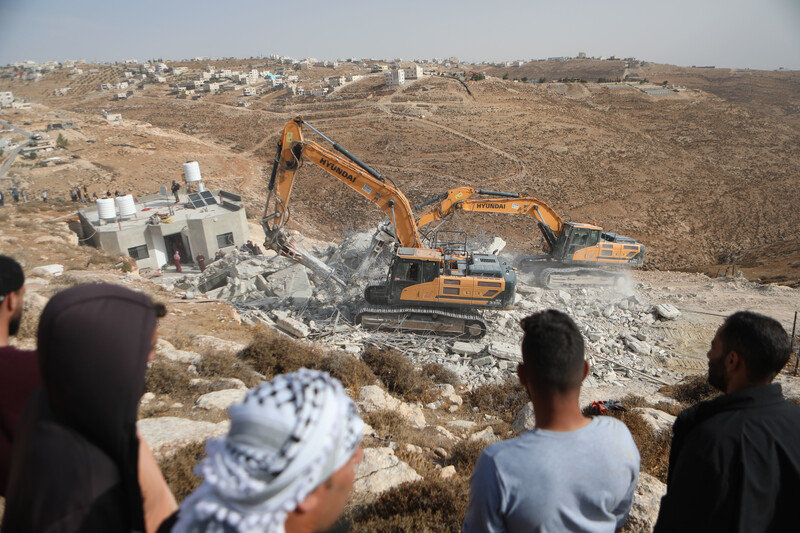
left=128, top=244, right=149, bottom=260
left=216, top=232, right=235, bottom=248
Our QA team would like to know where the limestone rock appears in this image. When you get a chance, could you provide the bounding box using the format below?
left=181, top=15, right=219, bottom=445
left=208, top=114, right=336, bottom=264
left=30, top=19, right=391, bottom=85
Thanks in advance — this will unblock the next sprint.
left=191, top=335, right=247, bottom=356
left=624, top=335, right=652, bottom=356
left=158, top=348, right=201, bottom=364
left=434, top=383, right=456, bottom=398
left=357, top=385, right=426, bottom=429
left=471, top=355, right=494, bottom=367
left=137, top=417, right=230, bottom=457
left=469, top=426, right=499, bottom=444
left=440, top=465, right=457, bottom=479
left=354, top=447, right=422, bottom=495
left=631, top=408, right=676, bottom=435
left=30, top=264, right=64, bottom=278
left=446, top=420, right=477, bottom=430
left=625, top=473, right=666, bottom=532
left=195, top=388, right=247, bottom=411
left=512, top=402, right=536, bottom=432
left=422, top=425, right=459, bottom=445
left=190, top=377, right=248, bottom=392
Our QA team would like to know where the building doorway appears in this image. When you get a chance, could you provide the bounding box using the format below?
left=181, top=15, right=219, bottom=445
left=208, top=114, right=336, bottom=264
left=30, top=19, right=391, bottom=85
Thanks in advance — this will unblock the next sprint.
left=164, top=232, right=190, bottom=265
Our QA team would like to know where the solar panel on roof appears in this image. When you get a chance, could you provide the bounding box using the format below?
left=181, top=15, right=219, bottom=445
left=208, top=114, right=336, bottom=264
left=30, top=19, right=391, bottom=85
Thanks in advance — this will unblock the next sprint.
left=186, top=191, right=217, bottom=209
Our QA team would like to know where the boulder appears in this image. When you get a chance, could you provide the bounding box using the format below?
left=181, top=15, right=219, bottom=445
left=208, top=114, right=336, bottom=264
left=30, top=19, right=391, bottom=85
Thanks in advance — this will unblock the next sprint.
left=440, top=465, right=457, bottom=479
left=189, top=377, right=248, bottom=392
left=631, top=408, right=676, bottom=435
left=357, top=385, right=426, bottom=429
left=158, top=348, right=200, bottom=364
left=137, top=417, right=230, bottom=457
left=30, top=264, right=64, bottom=278
left=469, top=426, right=499, bottom=444
left=512, top=402, right=536, bottom=432
left=422, top=425, right=459, bottom=445
left=654, top=304, right=681, bottom=320
left=625, top=473, right=667, bottom=532
left=624, top=335, right=651, bottom=356
left=191, top=335, right=247, bottom=356
left=195, top=388, right=248, bottom=411
left=434, top=383, right=456, bottom=398
left=446, top=420, right=477, bottom=430
left=353, top=447, right=422, bottom=495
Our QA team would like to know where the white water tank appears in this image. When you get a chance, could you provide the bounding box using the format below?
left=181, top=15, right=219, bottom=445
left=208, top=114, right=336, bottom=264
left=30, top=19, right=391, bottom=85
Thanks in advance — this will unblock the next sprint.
left=183, top=161, right=202, bottom=183
left=96, top=197, right=116, bottom=220
left=116, top=194, right=136, bottom=217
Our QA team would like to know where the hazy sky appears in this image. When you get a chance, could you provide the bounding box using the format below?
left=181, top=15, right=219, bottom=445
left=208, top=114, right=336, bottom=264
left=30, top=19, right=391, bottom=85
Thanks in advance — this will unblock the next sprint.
left=1, top=0, right=798, bottom=69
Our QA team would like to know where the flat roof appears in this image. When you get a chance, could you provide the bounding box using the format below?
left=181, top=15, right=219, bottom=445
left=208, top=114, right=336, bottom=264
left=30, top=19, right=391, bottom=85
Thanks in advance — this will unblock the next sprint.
left=79, top=189, right=243, bottom=233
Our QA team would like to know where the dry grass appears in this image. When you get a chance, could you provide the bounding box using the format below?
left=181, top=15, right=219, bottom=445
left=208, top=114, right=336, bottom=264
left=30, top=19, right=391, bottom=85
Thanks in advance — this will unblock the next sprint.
left=658, top=374, right=720, bottom=406
left=145, top=359, right=193, bottom=402
left=194, top=349, right=259, bottom=387
left=362, top=345, right=437, bottom=404
left=465, top=378, right=528, bottom=424
left=445, top=439, right=488, bottom=478
left=158, top=441, right=205, bottom=503
left=422, top=363, right=461, bottom=388
left=604, top=408, right=673, bottom=483
left=318, top=351, right=378, bottom=392
left=351, top=478, right=471, bottom=533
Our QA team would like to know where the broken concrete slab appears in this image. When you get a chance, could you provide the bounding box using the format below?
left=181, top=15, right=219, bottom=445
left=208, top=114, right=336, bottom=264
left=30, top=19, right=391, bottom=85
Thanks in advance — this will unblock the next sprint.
left=624, top=335, right=651, bottom=356
left=264, top=263, right=312, bottom=305
left=276, top=316, right=310, bottom=338
left=654, top=303, right=681, bottom=320
left=471, top=355, right=494, bottom=367
left=30, top=264, right=64, bottom=278
left=489, top=342, right=521, bottom=362
left=452, top=341, right=483, bottom=356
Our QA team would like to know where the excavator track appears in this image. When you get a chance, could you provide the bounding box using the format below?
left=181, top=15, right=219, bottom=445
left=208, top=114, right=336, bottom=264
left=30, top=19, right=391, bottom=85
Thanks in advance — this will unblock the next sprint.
left=539, top=267, right=625, bottom=290
left=355, top=305, right=488, bottom=339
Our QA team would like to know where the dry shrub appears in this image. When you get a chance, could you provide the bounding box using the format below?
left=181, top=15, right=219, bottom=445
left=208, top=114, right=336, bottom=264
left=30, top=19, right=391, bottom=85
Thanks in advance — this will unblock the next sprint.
left=362, top=345, right=436, bottom=403
left=658, top=374, right=719, bottom=406
left=158, top=441, right=205, bottom=503
left=195, top=349, right=258, bottom=387
left=317, top=351, right=378, bottom=391
left=365, top=409, right=408, bottom=437
left=465, top=378, right=528, bottom=424
left=615, top=394, right=683, bottom=417
left=422, top=362, right=461, bottom=388
left=145, top=359, right=192, bottom=401
left=351, top=478, right=471, bottom=533
left=602, top=410, right=672, bottom=483
left=445, top=439, right=488, bottom=478
left=239, top=326, right=322, bottom=379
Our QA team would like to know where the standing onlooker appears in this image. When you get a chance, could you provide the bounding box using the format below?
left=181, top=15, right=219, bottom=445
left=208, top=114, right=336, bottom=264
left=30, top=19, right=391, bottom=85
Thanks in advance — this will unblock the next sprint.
left=463, top=310, right=640, bottom=533
left=11, top=188, right=20, bottom=203
left=41, top=191, right=47, bottom=202
left=173, top=250, right=182, bottom=273
left=0, top=189, right=5, bottom=206
left=166, top=369, right=364, bottom=533
left=2, top=284, right=178, bottom=532
left=0, top=256, right=39, bottom=498
left=654, top=311, right=800, bottom=532
left=70, top=189, right=78, bottom=202
left=196, top=252, right=206, bottom=272
left=171, top=180, right=181, bottom=204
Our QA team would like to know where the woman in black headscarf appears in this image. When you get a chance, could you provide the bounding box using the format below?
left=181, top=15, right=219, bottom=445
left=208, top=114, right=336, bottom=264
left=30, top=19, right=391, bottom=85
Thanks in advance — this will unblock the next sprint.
left=2, top=283, right=172, bottom=532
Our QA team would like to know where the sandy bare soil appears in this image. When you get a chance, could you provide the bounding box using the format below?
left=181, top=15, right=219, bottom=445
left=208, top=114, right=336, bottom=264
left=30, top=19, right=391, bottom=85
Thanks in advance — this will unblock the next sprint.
left=2, top=59, right=799, bottom=286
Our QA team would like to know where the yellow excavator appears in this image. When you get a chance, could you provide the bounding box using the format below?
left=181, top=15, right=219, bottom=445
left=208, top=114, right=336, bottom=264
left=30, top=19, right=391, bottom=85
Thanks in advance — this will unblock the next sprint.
left=415, top=187, right=645, bottom=289
left=261, top=118, right=516, bottom=338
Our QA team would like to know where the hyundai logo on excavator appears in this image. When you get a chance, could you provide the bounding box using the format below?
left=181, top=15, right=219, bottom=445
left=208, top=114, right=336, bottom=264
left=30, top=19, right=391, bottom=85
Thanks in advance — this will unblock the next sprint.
left=318, top=156, right=356, bottom=183
left=476, top=202, right=506, bottom=209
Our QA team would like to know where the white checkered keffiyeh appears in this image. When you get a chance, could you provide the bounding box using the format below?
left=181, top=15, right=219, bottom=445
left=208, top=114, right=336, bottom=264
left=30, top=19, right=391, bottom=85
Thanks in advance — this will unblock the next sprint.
left=172, top=369, right=364, bottom=533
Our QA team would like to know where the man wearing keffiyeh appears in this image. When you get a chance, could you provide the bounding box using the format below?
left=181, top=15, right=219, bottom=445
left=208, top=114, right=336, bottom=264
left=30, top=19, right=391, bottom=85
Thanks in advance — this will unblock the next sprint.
left=169, top=368, right=364, bottom=533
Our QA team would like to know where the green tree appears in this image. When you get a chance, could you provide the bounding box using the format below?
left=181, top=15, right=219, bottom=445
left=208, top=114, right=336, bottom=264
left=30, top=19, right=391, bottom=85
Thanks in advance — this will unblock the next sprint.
left=521, top=77, right=528, bottom=82
left=25, top=151, right=37, bottom=160
left=538, top=77, right=547, bottom=83
left=502, top=73, right=509, bottom=80
left=470, top=72, right=485, bottom=81
left=57, top=133, right=68, bottom=148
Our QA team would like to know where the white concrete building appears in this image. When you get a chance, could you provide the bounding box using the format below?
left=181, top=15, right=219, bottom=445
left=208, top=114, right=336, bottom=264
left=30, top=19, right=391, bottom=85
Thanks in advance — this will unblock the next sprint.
left=205, top=82, right=220, bottom=93
left=0, top=92, right=14, bottom=108
left=242, top=86, right=257, bottom=96
left=403, top=64, right=423, bottom=79
left=385, top=69, right=405, bottom=86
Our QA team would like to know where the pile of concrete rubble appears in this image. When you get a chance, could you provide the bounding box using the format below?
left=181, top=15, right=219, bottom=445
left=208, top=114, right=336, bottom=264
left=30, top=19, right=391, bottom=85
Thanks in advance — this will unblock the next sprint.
left=157, top=232, right=686, bottom=390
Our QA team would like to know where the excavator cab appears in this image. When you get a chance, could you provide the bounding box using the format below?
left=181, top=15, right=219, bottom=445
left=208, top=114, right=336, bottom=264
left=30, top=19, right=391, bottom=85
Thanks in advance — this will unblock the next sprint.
left=553, top=223, right=601, bottom=263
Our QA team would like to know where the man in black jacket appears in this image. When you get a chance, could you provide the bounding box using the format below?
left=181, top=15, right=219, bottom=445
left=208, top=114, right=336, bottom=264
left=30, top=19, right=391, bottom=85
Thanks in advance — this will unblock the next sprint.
left=654, top=311, right=800, bottom=533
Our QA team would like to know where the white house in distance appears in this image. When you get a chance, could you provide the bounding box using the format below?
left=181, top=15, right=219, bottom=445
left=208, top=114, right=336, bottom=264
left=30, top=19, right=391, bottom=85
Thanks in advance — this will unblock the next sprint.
left=385, top=69, right=405, bottom=86
left=403, top=64, right=424, bottom=79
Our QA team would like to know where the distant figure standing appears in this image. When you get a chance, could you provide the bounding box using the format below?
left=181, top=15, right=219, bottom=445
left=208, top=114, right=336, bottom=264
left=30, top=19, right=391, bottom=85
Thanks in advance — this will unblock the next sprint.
left=21, top=190, right=27, bottom=203
left=75, top=188, right=83, bottom=202
left=82, top=184, right=88, bottom=196
left=11, top=188, right=19, bottom=203
left=41, top=191, right=47, bottom=203
left=0, top=190, right=4, bottom=206
left=171, top=180, right=181, bottom=204
left=173, top=250, right=182, bottom=273
left=69, top=189, right=77, bottom=202
left=196, top=252, right=206, bottom=272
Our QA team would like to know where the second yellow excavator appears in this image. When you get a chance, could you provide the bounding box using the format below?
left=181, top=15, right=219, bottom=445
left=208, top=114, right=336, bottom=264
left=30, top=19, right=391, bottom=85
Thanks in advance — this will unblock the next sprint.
left=261, top=118, right=516, bottom=338
left=415, top=187, right=645, bottom=289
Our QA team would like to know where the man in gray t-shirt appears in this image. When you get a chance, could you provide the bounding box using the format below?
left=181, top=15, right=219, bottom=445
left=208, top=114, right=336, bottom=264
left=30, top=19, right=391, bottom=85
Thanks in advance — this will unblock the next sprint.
left=463, top=310, right=640, bottom=533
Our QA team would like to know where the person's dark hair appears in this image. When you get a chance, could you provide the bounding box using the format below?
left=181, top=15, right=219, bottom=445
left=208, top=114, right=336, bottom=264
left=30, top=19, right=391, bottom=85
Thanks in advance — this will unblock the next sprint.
left=154, top=302, right=167, bottom=318
left=520, top=309, right=585, bottom=391
left=719, top=311, right=791, bottom=383
left=0, top=255, right=25, bottom=299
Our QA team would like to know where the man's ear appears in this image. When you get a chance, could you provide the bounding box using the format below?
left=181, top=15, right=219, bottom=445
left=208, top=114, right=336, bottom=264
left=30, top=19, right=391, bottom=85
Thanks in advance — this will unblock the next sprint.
left=727, top=350, right=744, bottom=375
left=295, top=484, right=323, bottom=515
left=582, top=360, right=590, bottom=381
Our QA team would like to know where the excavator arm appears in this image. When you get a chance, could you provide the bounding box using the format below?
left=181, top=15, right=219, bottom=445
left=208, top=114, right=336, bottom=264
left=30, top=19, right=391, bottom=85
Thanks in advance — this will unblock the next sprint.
left=263, top=117, right=423, bottom=249
left=416, top=189, right=563, bottom=251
